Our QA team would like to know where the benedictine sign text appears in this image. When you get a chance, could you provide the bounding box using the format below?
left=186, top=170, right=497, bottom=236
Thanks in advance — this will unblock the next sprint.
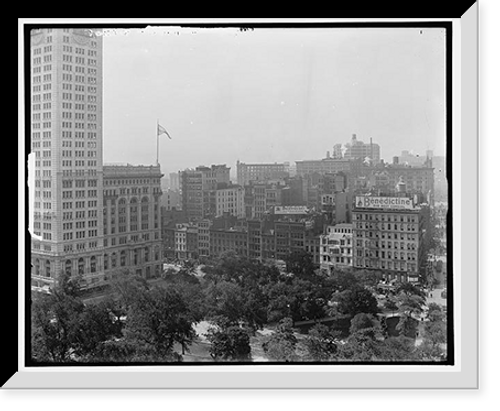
left=355, top=196, right=415, bottom=210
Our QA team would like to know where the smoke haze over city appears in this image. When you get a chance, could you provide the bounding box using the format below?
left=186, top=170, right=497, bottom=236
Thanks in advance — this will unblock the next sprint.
left=101, top=26, right=446, bottom=176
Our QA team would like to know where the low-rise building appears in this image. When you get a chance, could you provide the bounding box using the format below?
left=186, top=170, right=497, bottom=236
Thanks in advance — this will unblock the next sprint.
left=210, top=226, right=248, bottom=257
left=319, top=223, right=353, bottom=274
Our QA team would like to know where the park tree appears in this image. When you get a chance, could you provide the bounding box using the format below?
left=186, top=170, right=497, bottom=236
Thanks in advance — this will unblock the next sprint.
left=349, top=313, right=382, bottom=339
left=71, top=300, right=123, bottom=359
left=262, top=318, right=299, bottom=362
left=203, top=279, right=267, bottom=330
left=31, top=291, right=85, bottom=362
left=123, top=285, right=197, bottom=359
left=394, top=292, right=426, bottom=337
left=419, top=303, right=447, bottom=359
left=330, top=270, right=360, bottom=292
left=334, top=286, right=379, bottom=319
left=383, top=297, right=399, bottom=313
left=30, top=280, right=122, bottom=363
left=108, top=270, right=150, bottom=311
left=336, top=328, right=382, bottom=361
left=426, top=303, right=445, bottom=322
left=205, top=320, right=252, bottom=362
left=395, top=282, right=426, bottom=298
left=264, top=276, right=328, bottom=324
left=304, top=323, right=341, bottom=361
left=354, top=270, right=383, bottom=288
left=377, top=335, right=418, bottom=361
left=284, top=250, right=316, bottom=280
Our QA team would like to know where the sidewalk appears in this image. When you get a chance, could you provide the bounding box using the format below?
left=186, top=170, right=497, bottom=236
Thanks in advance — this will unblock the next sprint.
left=426, top=287, right=447, bottom=308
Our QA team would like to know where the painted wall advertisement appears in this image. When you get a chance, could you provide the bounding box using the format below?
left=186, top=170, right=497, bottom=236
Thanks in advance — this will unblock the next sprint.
left=274, top=205, right=309, bottom=215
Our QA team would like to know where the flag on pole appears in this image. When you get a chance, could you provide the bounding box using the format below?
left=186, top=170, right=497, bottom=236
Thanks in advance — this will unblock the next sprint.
left=158, top=123, right=172, bottom=139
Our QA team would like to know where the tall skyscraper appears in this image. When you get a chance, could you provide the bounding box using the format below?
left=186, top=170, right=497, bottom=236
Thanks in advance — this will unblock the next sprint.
left=30, top=28, right=104, bottom=290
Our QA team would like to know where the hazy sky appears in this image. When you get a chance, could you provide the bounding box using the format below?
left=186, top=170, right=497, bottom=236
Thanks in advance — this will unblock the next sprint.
left=101, top=26, right=446, bottom=176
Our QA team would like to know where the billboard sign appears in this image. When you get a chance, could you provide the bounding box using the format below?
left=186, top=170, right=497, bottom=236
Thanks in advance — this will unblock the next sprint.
left=274, top=205, right=309, bottom=215
left=355, top=196, right=414, bottom=210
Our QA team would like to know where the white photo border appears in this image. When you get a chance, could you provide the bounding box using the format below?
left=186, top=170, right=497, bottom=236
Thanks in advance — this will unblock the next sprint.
left=12, top=9, right=478, bottom=389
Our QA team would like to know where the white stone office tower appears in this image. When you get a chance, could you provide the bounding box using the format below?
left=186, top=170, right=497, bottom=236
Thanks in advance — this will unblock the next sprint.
left=30, top=28, right=104, bottom=291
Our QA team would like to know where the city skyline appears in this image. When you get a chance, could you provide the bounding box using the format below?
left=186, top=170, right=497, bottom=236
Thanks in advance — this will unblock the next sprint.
left=100, top=25, right=446, bottom=176
left=26, top=24, right=451, bottom=366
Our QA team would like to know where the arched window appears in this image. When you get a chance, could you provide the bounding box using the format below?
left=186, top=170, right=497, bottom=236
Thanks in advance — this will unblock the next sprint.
left=111, top=253, right=117, bottom=268
left=118, top=198, right=127, bottom=233
left=90, top=256, right=96, bottom=273
left=130, top=198, right=138, bottom=231
left=141, top=197, right=149, bottom=230
left=103, top=254, right=108, bottom=270
left=45, top=260, right=51, bottom=278
left=34, top=259, right=40, bottom=276
left=45, top=260, right=51, bottom=277
left=144, top=246, right=149, bottom=262
left=154, top=246, right=159, bottom=261
left=78, top=258, right=84, bottom=275
left=120, top=250, right=126, bottom=266
left=133, top=249, right=138, bottom=265
left=65, top=259, right=72, bottom=275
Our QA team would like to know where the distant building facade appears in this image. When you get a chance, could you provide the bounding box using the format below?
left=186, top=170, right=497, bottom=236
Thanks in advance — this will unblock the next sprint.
left=333, top=134, right=381, bottom=164
left=216, top=184, right=245, bottom=218
left=180, top=164, right=231, bottom=221
left=295, top=158, right=357, bottom=177
left=236, top=161, right=289, bottom=186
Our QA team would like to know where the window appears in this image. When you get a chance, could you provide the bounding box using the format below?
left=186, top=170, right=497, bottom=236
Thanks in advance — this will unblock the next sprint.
left=78, top=258, right=85, bottom=275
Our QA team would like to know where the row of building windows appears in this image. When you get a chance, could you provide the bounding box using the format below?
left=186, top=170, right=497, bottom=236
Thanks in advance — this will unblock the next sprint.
left=61, top=179, right=98, bottom=188
left=32, top=55, right=52, bottom=65
left=354, top=231, right=418, bottom=241
left=61, top=189, right=98, bottom=198
left=60, top=159, right=98, bottom=168
left=31, top=102, right=52, bottom=111
left=62, top=219, right=98, bottom=230
left=356, top=240, right=418, bottom=250
left=59, top=131, right=98, bottom=139
left=32, top=65, right=52, bottom=74
left=103, top=231, right=160, bottom=247
left=353, top=213, right=418, bottom=223
left=356, top=250, right=418, bottom=260
left=61, top=150, right=97, bottom=157
left=105, top=178, right=162, bottom=186
left=354, top=258, right=418, bottom=272
left=62, top=200, right=98, bottom=209
left=355, top=222, right=419, bottom=232
left=62, top=210, right=98, bottom=221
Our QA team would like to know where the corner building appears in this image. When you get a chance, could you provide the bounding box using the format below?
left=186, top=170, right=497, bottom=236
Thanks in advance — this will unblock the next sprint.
left=102, top=165, right=163, bottom=281
left=352, top=195, right=424, bottom=282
